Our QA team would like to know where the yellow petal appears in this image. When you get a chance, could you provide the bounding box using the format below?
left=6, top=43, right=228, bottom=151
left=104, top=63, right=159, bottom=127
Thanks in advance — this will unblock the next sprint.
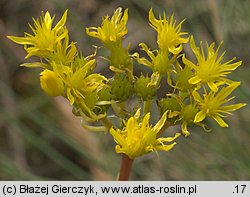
left=126, top=117, right=135, bottom=133
left=189, top=76, right=202, bottom=84
left=67, top=88, right=75, bottom=105
left=142, top=113, right=150, bottom=129
left=181, top=122, right=190, bottom=136
left=192, top=90, right=203, bottom=103
left=168, top=111, right=179, bottom=118
left=212, top=115, right=228, bottom=127
left=224, top=61, right=242, bottom=70
left=153, top=111, right=167, bottom=133
left=217, top=82, right=240, bottom=100
left=190, top=35, right=199, bottom=56
left=147, top=72, right=160, bottom=87
left=20, top=62, right=48, bottom=68
left=136, top=57, right=152, bottom=68
left=44, top=11, right=53, bottom=29
left=110, top=128, right=126, bottom=146
left=157, top=133, right=181, bottom=142
left=148, top=8, right=158, bottom=29
left=7, top=36, right=34, bottom=45
left=194, top=110, right=206, bottom=123
left=120, top=8, right=128, bottom=26
left=182, top=55, right=197, bottom=70
left=169, top=44, right=182, bottom=55
left=155, top=142, right=177, bottom=151
left=139, top=43, right=156, bottom=60
left=134, top=108, right=141, bottom=120
left=219, top=103, right=246, bottom=111
left=115, top=145, right=125, bottom=155
left=54, top=10, right=68, bottom=31
left=207, top=81, right=218, bottom=92
left=85, top=27, right=99, bottom=38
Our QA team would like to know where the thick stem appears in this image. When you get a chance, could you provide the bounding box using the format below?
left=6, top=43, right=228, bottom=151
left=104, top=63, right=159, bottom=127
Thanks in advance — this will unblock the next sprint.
left=143, top=99, right=153, bottom=116
left=100, top=117, right=113, bottom=130
left=118, top=154, right=134, bottom=181
left=111, top=102, right=127, bottom=118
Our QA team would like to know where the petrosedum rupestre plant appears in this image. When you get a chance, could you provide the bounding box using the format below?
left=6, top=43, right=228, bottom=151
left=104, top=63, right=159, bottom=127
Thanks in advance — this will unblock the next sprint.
left=8, top=8, right=246, bottom=180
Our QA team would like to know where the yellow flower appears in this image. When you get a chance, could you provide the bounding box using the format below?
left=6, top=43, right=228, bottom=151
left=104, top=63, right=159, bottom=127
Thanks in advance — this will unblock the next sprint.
left=18, top=39, right=77, bottom=69
left=110, top=109, right=180, bottom=159
left=7, top=10, right=68, bottom=59
left=86, top=7, right=128, bottom=48
left=149, top=8, right=188, bottom=54
left=51, top=57, right=107, bottom=121
left=40, top=69, right=64, bottom=97
left=48, top=35, right=77, bottom=66
left=183, top=36, right=242, bottom=92
left=193, top=82, right=246, bottom=127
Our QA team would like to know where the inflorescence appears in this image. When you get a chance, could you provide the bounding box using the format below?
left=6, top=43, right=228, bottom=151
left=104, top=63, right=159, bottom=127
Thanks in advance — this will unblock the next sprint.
left=8, top=8, right=246, bottom=159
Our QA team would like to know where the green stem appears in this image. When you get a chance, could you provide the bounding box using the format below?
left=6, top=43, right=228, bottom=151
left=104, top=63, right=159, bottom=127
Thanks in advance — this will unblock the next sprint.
left=111, top=102, right=127, bottom=118
left=143, top=99, right=153, bottom=116
left=81, top=123, right=107, bottom=132
left=100, top=116, right=113, bottom=131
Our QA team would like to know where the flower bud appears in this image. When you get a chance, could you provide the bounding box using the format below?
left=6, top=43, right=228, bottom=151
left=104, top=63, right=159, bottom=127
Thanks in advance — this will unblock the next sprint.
left=111, top=74, right=132, bottom=101
left=95, top=85, right=112, bottom=114
left=40, top=69, right=64, bottom=97
left=84, top=92, right=106, bottom=116
left=158, top=96, right=182, bottom=123
left=98, top=85, right=112, bottom=101
left=134, top=75, right=155, bottom=100
left=153, top=50, right=172, bottom=75
left=175, top=66, right=195, bottom=91
left=181, top=104, right=198, bottom=124
left=109, top=46, right=131, bottom=70
left=84, top=92, right=98, bottom=110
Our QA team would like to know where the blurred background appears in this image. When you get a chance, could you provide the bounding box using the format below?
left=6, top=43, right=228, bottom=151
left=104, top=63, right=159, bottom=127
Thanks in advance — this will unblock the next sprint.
left=0, top=0, right=249, bottom=180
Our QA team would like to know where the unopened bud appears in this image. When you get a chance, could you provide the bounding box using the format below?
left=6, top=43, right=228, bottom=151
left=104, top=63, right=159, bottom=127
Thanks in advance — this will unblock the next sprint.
left=111, top=74, right=132, bottom=101
left=40, top=69, right=64, bottom=97
left=181, top=104, right=198, bottom=124
left=135, top=75, right=155, bottom=100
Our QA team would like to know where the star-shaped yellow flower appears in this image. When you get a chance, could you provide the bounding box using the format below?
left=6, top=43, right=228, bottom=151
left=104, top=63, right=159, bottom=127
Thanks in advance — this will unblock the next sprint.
left=86, top=7, right=128, bottom=48
left=183, top=36, right=242, bottom=92
left=52, top=56, right=107, bottom=121
left=149, top=8, right=189, bottom=54
left=193, top=82, right=246, bottom=127
left=7, top=10, right=68, bottom=59
left=110, top=109, right=180, bottom=159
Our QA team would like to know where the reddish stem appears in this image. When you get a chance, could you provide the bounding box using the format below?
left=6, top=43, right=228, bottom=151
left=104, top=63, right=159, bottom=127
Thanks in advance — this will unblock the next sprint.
left=118, top=154, right=134, bottom=181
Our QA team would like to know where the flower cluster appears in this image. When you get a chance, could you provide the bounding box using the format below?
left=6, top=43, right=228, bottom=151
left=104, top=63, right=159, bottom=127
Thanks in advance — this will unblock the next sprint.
left=8, top=10, right=107, bottom=121
left=8, top=8, right=245, bottom=160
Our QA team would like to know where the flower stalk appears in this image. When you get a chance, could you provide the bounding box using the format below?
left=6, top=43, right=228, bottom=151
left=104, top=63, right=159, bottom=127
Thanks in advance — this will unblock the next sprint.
left=143, top=99, right=153, bottom=116
left=118, top=154, right=134, bottom=181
